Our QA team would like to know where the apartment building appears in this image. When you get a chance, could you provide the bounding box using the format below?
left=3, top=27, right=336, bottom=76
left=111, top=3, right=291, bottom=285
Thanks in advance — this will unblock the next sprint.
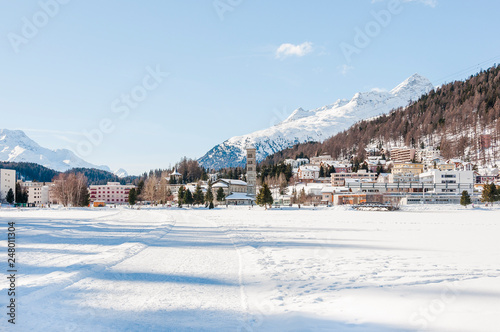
left=89, top=182, right=135, bottom=204
left=391, top=162, right=424, bottom=176
left=330, top=163, right=352, bottom=173
left=390, top=147, right=416, bottom=163
left=437, top=162, right=456, bottom=171
left=20, top=181, right=51, bottom=205
left=419, top=170, right=474, bottom=194
left=0, top=169, right=16, bottom=202
left=331, top=170, right=377, bottom=187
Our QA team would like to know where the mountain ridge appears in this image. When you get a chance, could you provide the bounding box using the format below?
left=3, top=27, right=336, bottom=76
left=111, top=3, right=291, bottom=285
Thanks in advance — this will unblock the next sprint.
left=198, top=74, right=434, bottom=169
left=0, top=129, right=114, bottom=173
left=262, top=66, right=500, bottom=167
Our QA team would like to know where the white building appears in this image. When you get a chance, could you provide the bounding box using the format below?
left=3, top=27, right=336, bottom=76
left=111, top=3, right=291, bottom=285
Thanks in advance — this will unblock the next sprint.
left=419, top=170, right=474, bottom=194
left=298, top=165, right=320, bottom=182
left=212, top=179, right=254, bottom=205
left=89, top=182, right=135, bottom=204
left=20, top=181, right=51, bottom=205
left=416, top=147, right=441, bottom=164
left=331, top=169, right=377, bottom=187
left=310, top=154, right=334, bottom=165
left=0, top=169, right=16, bottom=203
left=284, top=158, right=309, bottom=168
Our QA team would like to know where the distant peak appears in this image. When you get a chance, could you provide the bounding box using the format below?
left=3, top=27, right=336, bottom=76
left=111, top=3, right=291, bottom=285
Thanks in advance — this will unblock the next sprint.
left=390, top=73, right=433, bottom=96
left=113, top=168, right=129, bottom=178
left=280, top=107, right=312, bottom=124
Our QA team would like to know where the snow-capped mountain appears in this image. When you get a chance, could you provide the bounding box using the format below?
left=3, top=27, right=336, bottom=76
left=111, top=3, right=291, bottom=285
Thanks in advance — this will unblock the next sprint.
left=113, top=168, right=129, bottom=178
left=198, top=74, right=434, bottom=169
left=0, top=129, right=112, bottom=172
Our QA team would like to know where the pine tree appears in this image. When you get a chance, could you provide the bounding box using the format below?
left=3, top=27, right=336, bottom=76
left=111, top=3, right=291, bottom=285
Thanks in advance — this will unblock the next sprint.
left=177, top=186, right=186, bottom=207
left=128, top=188, right=137, bottom=206
left=481, top=183, right=498, bottom=205
left=205, top=182, right=214, bottom=208
left=319, top=166, right=324, bottom=178
left=216, top=187, right=225, bottom=202
left=256, top=183, right=273, bottom=209
left=193, top=184, right=204, bottom=206
left=79, top=185, right=90, bottom=207
left=136, top=179, right=144, bottom=196
left=184, top=189, right=194, bottom=206
left=6, top=188, right=14, bottom=204
left=460, top=190, right=471, bottom=207
left=15, top=183, right=22, bottom=203
left=15, top=183, right=28, bottom=204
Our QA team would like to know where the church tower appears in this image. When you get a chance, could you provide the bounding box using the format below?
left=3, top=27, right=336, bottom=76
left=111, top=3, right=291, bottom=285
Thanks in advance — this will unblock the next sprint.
left=246, top=144, right=257, bottom=197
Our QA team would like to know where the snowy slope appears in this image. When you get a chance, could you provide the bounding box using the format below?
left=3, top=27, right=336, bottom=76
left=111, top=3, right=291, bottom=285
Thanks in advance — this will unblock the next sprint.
left=199, top=74, right=434, bottom=169
left=0, top=129, right=112, bottom=172
left=1, top=206, right=499, bottom=331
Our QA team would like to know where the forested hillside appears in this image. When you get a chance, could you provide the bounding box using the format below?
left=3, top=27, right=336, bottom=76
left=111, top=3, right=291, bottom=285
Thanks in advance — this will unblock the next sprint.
left=0, top=161, right=59, bottom=182
left=0, top=161, right=137, bottom=185
left=263, top=66, right=500, bottom=166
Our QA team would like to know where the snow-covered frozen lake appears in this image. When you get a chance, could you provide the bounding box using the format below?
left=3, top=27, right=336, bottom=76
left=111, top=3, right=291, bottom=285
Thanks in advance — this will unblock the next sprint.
left=1, top=205, right=499, bottom=331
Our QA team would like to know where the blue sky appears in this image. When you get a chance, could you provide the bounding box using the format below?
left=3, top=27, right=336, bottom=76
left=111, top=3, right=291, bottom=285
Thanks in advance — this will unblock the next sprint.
left=1, top=0, right=500, bottom=175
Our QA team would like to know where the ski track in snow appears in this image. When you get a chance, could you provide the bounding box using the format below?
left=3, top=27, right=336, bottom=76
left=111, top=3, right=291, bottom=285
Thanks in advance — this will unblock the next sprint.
left=1, top=206, right=500, bottom=331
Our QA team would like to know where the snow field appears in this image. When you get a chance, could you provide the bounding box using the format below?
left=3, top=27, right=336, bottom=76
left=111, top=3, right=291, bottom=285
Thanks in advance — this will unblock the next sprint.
left=0, top=205, right=499, bottom=331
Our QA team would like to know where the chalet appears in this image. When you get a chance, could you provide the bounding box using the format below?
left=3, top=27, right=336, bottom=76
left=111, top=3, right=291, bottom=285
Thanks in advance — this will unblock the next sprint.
left=298, top=165, right=320, bottom=183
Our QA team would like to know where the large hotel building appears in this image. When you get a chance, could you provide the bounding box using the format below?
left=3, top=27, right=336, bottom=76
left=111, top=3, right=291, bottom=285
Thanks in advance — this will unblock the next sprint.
left=89, top=182, right=135, bottom=204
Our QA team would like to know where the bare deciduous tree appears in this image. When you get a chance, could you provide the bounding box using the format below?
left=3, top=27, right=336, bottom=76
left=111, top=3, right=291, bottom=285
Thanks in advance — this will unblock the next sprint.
left=53, top=173, right=89, bottom=207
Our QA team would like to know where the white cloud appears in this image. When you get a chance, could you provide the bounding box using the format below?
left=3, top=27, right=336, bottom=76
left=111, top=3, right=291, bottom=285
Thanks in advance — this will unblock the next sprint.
left=275, top=42, right=313, bottom=59
left=372, top=0, right=437, bottom=7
